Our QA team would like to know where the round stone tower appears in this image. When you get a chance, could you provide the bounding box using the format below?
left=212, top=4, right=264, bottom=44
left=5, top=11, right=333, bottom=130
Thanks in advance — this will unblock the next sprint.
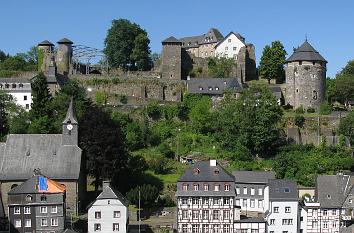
left=285, top=40, right=327, bottom=110
left=160, top=36, right=182, bottom=80
left=38, top=40, right=54, bottom=74
left=56, top=38, right=73, bottom=76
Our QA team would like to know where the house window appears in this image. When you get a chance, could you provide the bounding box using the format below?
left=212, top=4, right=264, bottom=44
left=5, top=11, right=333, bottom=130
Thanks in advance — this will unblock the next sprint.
left=204, top=184, right=209, bottom=191
left=26, top=104, right=29, bottom=109
left=213, top=197, right=220, bottom=205
left=40, top=206, right=47, bottom=213
left=223, top=198, right=229, bottom=205
left=225, top=47, right=228, bottom=51
left=182, top=224, right=188, bottom=233
left=243, top=199, right=247, bottom=207
left=236, top=187, right=240, bottom=194
left=258, top=200, right=263, bottom=208
left=203, top=197, right=209, bottom=205
left=192, top=197, right=198, bottom=205
left=214, top=184, right=220, bottom=191
left=273, top=207, right=279, bottom=213
left=114, top=211, right=121, bottom=218
left=213, top=210, right=220, bottom=220
left=284, top=188, right=290, bottom=193
left=323, top=210, right=328, bottom=216
left=41, top=218, right=48, bottom=226
left=193, top=184, right=199, bottom=191
left=251, top=230, right=258, bottom=233
left=12, top=84, right=16, bottom=88
left=233, top=47, right=237, bottom=51
left=224, top=184, right=230, bottom=191
left=19, top=83, right=23, bottom=88
left=113, top=223, right=119, bottom=231
left=41, top=195, right=47, bottom=201
left=251, top=188, right=255, bottom=195
left=202, top=210, right=209, bottom=220
left=94, top=223, right=101, bottom=231
left=182, top=184, right=188, bottom=191
left=24, top=207, right=31, bottom=214
left=26, top=195, right=33, bottom=201
left=224, top=225, right=230, bottom=233
left=24, top=95, right=27, bottom=101
left=51, top=218, right=58, bottom=226
left=258, top=188, right=263, bottom=195
left=15, top=219, right=21, bottom=228
left=323, top=222, right=328, bottom=228
left=236, top=199, right=240, bottom=206
left=250, top=199, right=255, bottom=208
left=192, top=224, right=199, bottom=233
left=14, top=207, right=20, bottom=214
left=228, top=39, right=231, bottom=43
left=95, top=211, right=101, bottom=219
left=223, top=210, right=230, bottom=220
left=299, top=61, right=302, bottom=65
left=182, top=198, right=188, bottom=204
left=285, top=207, right=291, bottom=213
left=349, top=199, right=353, bottom=204
left=243, top=187, right=247, bottom=195
left=202, top=224, right=208, bottom=233
left=51, top=206, right=58, bottom=213
left=5, top=84, right=9, bottom=88
left=192, top=210, right=199, bottom=219
left=25, top=219, right=31, bottom=227
left=182, top=210, right=188, bottom=219
left=270, top=219, right=275, bottom=225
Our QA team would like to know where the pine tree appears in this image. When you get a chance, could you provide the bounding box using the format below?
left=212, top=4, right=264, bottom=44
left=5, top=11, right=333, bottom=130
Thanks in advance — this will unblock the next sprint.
left=30, top=73, right=52, bottom=120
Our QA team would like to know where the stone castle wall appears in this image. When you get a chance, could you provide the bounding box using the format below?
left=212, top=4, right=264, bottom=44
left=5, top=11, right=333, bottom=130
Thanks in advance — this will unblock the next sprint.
left=285, top=61, right=326, bottom=109
left=160, top=43, right=182, bottom=80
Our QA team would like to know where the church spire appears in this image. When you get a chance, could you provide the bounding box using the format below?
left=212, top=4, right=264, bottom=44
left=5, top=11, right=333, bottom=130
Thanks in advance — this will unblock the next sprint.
left=63, top=97, right=78, bottom=124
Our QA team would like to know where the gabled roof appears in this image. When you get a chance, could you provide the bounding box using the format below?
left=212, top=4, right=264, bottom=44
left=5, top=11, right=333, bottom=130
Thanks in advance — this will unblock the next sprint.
left=180, top=35, right=204, bottom=48
left=63, top=98, right=78, bottom=124
left=0, top=134, right=82, bottom=181
left=286, top=41, right=327, bottom=63
left=178, top=160, right=234, bottom=182
left=97, top=185, right=129, bottom=205
left=162, top=36, right=181, bottom=44
left=199, top=28, right=224, bottom=45
left=8, top=174, right=66, bottom=194
left=269, top=179, right=298, bottom=201
left=38, top=40, right=54, bottom=46
left=214, top=31, right=246, bottom=48
left=57, top=38, right=73, bottom=44
left=187, top=78, right=243, bottom=95
left=233, top=171, right=275, bottom=184
left=316, top=174, right=351, bottom=208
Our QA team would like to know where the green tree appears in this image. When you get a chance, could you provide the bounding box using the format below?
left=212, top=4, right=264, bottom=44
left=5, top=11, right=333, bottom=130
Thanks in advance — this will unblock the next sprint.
left=0, top=55, right=27, bottom=71
left=259, top=41, right=287, bottom=83
left=126, top=184, right=159, bottom=207
left=338, top=111, right=354, bottom=145
left=187, top=95, right=213, bottom=134
left=104, top=19, right=150, bottom=70
left=130, top=33, right=152, bottom=70
left=333, top=75, right=354, bottom=103
left=338, top=59, right=354, bottom=76
left=208, top=57, right=235, bottom=78
left=0, top=50, right=8, bottom=63
left=0, top=91, right=10, bottom=140
left=30, top=73, right=52, bottom=120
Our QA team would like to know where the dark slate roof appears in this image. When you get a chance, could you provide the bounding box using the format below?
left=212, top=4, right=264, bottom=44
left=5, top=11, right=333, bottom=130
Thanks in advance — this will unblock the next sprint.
left=38, top=40, right=54, bottom=46
left=233, top=171, right=275, bottom=184
left=63, top=98, right=78, bottom=124
left=0, top=134, right=82, bottom=181
left=199, top=28, right=224, bottom=45
left=162, top=36, right=181, bottom=44
left=234, top=217, right=266, bottom=223
left=8, top=175, right=65, bottom=194
left=268, top=179, right=298, bottom=201
left=215, top=31, right=246, bottom=48
left=178, top=160, right=234, bottom=182
left=286, top=41, right=327, bottom=63
left=57, top=38, right=73, bottom=44
left=96, top=185, right=129, bottom=206
left=180, top=35, right=204, bottom=48
left=0, top=77, right=31, bottom=83
left=187, top=78, right=243, bottom=95
left=316, top=174, right=351, bottom=208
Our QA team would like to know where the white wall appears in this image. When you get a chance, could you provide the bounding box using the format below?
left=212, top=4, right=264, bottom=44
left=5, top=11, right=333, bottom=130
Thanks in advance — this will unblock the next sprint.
left=215, top=33, right=245, bottom=60
left=9, top=91, right=32, bottom=110
left=88, top=199, right=128, bottom=233
left=267, top=201, right=299, bottom=233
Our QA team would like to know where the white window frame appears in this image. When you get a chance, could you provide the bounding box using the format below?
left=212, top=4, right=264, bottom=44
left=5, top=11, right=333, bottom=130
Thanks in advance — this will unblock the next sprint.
left=14, top=207, right=21, bottom=215
left=51, top=218, right=58, bottom=226
left=94, top=223, right=101, bottom=231
left=251, top=188, right=255, bottom=195
left=41, top=218, right=48, bottom=227
left=15, top=219, right=21, bottom=228
left=51, top=206, right=58, bottom=213
left=24, top=219, right=31, bottom=227
left=113, top=223, right=119, bottom=231
left=243, top=187, right=247, bottom=195
left=114, top=211, right=121, bottom=218
left=40, top=206, right=47, bottom=214
left=24, top=206, right=31, bottom=214
left=258, top=188, right=263, bottom=195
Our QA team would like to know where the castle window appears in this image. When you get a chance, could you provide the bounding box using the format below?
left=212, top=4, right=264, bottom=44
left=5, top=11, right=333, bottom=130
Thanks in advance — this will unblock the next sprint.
left=193, top=184, right=199, bottom=191
left=5, top=84, right=9, bottom=88
left=233, top=47, right=237, bottom=51
left=204, top=184, right=209, bottom=191
left=299, top=61, right=302, bottom=65
left=313, top=90, right=318, bottom=100
left=296, top=89, right=299, bottom=93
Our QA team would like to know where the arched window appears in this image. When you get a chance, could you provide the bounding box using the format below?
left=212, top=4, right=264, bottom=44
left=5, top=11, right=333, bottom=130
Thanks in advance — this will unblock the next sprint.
left=26, top=195, right=33, bottom=201
left=313, top=90, right=318, bottom=100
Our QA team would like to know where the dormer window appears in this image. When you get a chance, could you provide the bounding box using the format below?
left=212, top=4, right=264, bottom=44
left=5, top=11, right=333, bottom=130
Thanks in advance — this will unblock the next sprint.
left=208, top=87, right=213, bottom=91
left=26, top=195, right=33, bottom=202
left=228, top=39, right=231, bottom=43
left=204, top=184, right=209, bottom=191
left=327, top=194, right=331, bottom=199
left=284, top=188, right=290, bottom=193
left=224, top=184, right=230, bottom=191
left=199, top=87, right=203, bottom=91
left=214, top=184, right=220, bottom=191
left=193, top=184, right=199, bottom=191
left=215, top=87, right=219, bottom=91
left=182, top=184, right=188, bottom=191
left=5, top=84, right=9, bottom=88
left=214, top=169, right=220, bottom=175
left=41, top=195, right=47, bottom=202
left=193, top=168, right=200, bottom=175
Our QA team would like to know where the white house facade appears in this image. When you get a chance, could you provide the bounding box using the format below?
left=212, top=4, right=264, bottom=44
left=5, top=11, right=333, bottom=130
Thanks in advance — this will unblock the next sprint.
left=88, top=182, right=129, bottom=233
left=214, top=32, right=246, bottom=60
left=0, top=78, right=32, bottom=110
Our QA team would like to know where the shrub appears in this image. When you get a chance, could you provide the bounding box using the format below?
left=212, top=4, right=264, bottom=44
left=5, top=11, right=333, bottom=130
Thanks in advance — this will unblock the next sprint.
left=147, top=102, right=162, bottom=120
left=294, top=114, right=305, bottom=128
left=320, top=102, right=332, bottom=115
left=126, top=184, right=159, bottom=207
left=95, top=91, right=107, bottom=105
left=295, top=106, right=305, bottom=114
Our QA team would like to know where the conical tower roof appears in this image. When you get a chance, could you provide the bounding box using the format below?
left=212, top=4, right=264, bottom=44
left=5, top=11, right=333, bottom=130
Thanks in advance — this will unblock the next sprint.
left=62, top=98, right=78, bottom=124
left=162, top=36, right=182, bottom=44
left=57, top=38, right=73, bottom=44
left=38, top=40, right=54, bottom=46
left=286, top=41, right=327, bottom=63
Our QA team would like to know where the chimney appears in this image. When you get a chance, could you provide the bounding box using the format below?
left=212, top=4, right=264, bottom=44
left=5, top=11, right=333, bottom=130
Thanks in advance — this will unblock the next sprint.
left=103, top=181, right=110, bottom=190
left=210, top=160, right=217, bottom=167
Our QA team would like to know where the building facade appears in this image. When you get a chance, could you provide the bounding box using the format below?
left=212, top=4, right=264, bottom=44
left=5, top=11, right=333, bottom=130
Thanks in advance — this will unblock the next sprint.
left=0, top=99, right=84, bottom=215
left=0, top=78, right=32, bottom=110
left=88, top=181, right=129, bottom=233
left=285, top=41, right=327, bottom=109
left=215, top=32, right=246, bottom=60
left=233, top=171, right=275, bottom=214
left=266, top=179, right=299, bottom=233
left=7, top=172, right=66, bottom=233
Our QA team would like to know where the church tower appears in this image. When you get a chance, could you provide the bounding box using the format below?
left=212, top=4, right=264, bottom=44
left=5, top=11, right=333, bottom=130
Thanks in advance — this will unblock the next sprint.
left=62, top=98, right=78, bottom=145
left=285, top=40, right=327, bottom=110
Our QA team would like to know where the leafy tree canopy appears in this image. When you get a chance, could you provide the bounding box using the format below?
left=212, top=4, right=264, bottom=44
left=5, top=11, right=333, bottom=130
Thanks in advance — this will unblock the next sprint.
left=338, top=111, right=354, bottom=145
left=259, top=41, right=287, bottom=83
left=208, top=57, right=235, bottom=78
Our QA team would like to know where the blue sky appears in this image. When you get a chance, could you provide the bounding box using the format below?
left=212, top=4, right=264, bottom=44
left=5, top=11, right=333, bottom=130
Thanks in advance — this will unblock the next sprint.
left=0, top=0, right=353, bottom=77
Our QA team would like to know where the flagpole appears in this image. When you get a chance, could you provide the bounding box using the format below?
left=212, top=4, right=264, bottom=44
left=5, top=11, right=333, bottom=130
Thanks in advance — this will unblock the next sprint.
left=139, top=186, right=141, bottom=233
